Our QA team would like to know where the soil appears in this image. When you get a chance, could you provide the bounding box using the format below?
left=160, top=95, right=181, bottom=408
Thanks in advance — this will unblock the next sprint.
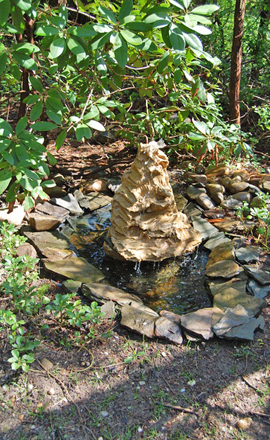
left=0, top=140, right=270, bottom=440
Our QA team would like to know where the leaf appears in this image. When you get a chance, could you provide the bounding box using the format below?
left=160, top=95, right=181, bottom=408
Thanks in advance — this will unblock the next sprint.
left=169, top=0, right=184, bottom=11
left=158, top=51, right=170, bottom=74
left=193, top=25, right=212, bottom=35
left=98, top=105, right=114, bottom=118
left=93, top=24, right=113, bottom=34
left=95, top=52, right=107, bottom=74
left=191, top=5, right=219, bottom=15
left=30, top=100, right=43, bottom=121
left=87, top=120, right=105, bottom=132
left=192, top=119, right=208, bottom=135
left=50, top=38, right=66, bottom=59
left=46, top=96, right=63, bottom=111
left=31, top=121, right=57, bottom=131
left=67, top=37, right=86, bottom=63
left=90, top=33, right=111, bottom=51
left=119, top=0, right=133, bottom=22
left=181, top=0, right=191, bottom=8
left=47, top=151, right=58, bottom=165
left=71, top=23, right=96, bottom=38
left=15, top=116, right=28, bottom=134
left=75, top=124, right=92, bottom=141
left=183, top=32, right=203, bottom=51
left=120, top=29, right=142, bottom=46
left=0, top=119, right=13, bottom=136
left=98, top=6, right=117, bottom=24
left=23, top=94, right=40, bottom=104
left=24, top=195, right=35, bottom=211
left=169, top=26, right=185, bottom=51
left=13, top=42, right=39, bottom=54
left=114, top=37, right=128, bottom=69
left=15, top=144, right=28, bottom=162
left=0, top=137, right=11, bottom=153
left=29, top=76, right=43, bottom=93
left=83, top=106, right=100, bottom=120
left=0, top=169, right=12, bottom=195
left=12, top=52, right=37, bottom=70
left=0, top=53, right=7, bottom=75
left=11, top=4, right=25, bottom=33
left=0, top=0, right=10, bottom=27
left=35, top=25, right=59, bottom=36
left=46, top=109, right=62, bottom=125
left=2, top=151, right=15, bottom=165
left=125, top=21, right=152, bottom=32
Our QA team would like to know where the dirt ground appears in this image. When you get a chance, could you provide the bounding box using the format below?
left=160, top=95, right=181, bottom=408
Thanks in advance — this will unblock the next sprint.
left=0, top=140, right=270, bottom=440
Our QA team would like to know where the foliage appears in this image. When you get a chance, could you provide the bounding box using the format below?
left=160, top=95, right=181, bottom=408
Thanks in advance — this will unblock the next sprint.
left=0, top=221, right=104, bottom=372
left=0, top=0, right=251, bottom=208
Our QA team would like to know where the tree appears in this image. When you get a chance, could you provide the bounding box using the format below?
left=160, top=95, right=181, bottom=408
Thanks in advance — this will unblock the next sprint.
left=229, top=0, right=245, bottom=126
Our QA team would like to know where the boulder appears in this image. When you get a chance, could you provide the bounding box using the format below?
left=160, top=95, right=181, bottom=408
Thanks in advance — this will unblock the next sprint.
left=104, top=141, right=201, bottom=261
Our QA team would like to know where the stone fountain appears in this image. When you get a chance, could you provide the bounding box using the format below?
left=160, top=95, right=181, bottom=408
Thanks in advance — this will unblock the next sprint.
left=104, top=141, right=202, bottom=261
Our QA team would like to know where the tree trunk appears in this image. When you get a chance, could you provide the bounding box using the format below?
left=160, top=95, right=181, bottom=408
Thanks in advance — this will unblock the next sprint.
left=229, top=0, right=246, bottom=126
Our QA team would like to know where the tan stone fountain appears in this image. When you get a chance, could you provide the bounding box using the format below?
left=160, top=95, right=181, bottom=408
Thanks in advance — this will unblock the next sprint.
left=104, top=141, right=202, bottom=261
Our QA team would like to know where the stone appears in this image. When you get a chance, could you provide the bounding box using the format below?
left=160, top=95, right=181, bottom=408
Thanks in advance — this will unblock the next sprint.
left=154, top=316, right=183, bottom=344
left=206, top=242, right=235, bottom=268
left=62, top=280, right=82, bottom=294
left=28, top=213, right=62, bottom=231
left=44, top=186, right=67, bottom=198
left=184, top=172, right=207, bottom=185
left=232, top=170, right=250, bottom=180
left=247, top=279, right=270, bottom=299
left=81, top=179, right=108, bottom=193
left=180, top=308, right=218, bottom=340
left=104, top=141, right=201, bottom=262
left=235, top=246, right=262, bottom=264
left=41, top=358, right=53, bottom=370
left=229, top=192, right=252, bottom=203
left=206, top=164, right=230, bottom=178
left=213, top=305, right=264, bottom=341
left=0, top=205, right=25, bottom=226
left=23, top=230, right=70, bottom=255
left=206, top=183, right=225, bottom=196
left=203, top=232, right=231, bottom=250
left=220, top=198, right=243, bottom=210
left=208, top=278, right=247, bottom=298
left=212, top=218, right=241, bottom=233
left=196, top=193, right=216, bottom=210
left=16, top=243, right=37, bottom=259
left=228, top=181, right=249, bottom=194
left=205, top=260, right=241, bottom=279
left=100, top=301, right=115, bottom=320
left=186, top=186, right=207, bottom=200
left=236, top=418, right=252, bottom=430
left=159, top=309, right=182, bottom=324
left=120, top=304, right=157, bottom=338
left=174, top=194, right=188, bottom=211
left=87, top=193, right=112, bottom=211
left=51, top=194, right=84, bottom=215
left=259, top=180, right=270, bottom=192
left=35, top=202, right=69, bottom=222
left=191, top=216, right=219, bottom=240
left=44, top=257, right=105, bottom=283
left=243, top=265, right=270, bottom=285
left=42, top=247, right=74, bottom=260
left=183, top=203, right=203, bottom=218
left=203, top=209, right=225, bottom=219
left=213, top=290, right=265, bottom=317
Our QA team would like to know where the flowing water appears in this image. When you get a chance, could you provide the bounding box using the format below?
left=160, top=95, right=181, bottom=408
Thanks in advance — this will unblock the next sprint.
left=61, top=208, right=211, bottom=315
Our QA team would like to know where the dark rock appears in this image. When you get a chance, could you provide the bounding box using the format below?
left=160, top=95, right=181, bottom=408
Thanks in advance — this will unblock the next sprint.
left=243, top=265, right=270, bottom=285
left=120, top=304, right=156, bottom=338
left=155, top=317, right=183, bottom=344
left=205, top=260, right=241, bottom=279
left=35, top=201, right=69, bottom=222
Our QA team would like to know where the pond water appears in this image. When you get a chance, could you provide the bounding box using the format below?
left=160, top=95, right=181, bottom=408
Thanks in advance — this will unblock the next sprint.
left=61, top=208, right=211, bottom=315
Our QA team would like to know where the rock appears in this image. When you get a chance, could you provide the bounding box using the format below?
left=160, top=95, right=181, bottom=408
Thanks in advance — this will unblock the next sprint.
left=16, top=243, right=37, bottom=259
left=259, top=180, right=270, bottom=192
left=104, top=141, right=201, bottom=262
left=0, top=205, right=25, bottom=226
left=184, top=173, right=207, bottom=185
left=41, top=247, right=74, bottom=260
left=205, top=260, right=241, bottom=279
left=247, top=279, right=270, bottom=299
left=208, top=278, right=247, bottom=298
left=220, top=198, right=243, bottom=210
left=196, top=193, right=216, bottom=210
left=191, top=216, right=219, bottom=240
left=47, top=388, right=55, bottom=396
left=203, top=232, right=231, bottom=250
left=108, top=180, right=121, bottom=193
left=206, top=242, right=235, bottom=268
left=243, top=265, right=270, bottom=285
left=44, top=257, right=105, bottom=283
left=159, top=310, right=182, bottom=324
left=120, top=304, right=157, bottom=338
left=212, top=218, right=241, bottom=233
left=203, top=209, right=226, bottom=219
left=87, top=193, right=112, bottom=211
left=81, top=179, right=108, bottom=193
left=183, top=203, right=203, bottom=218
left=73, top=190, right=90, bottom=210
left=23, top=230, right=70, bottom=255
left=235, top=246, right=261, bottom=264
left=250, top=196, right=264, bottom=208
left=28, top=213, right=62, bottom=231
left=213, top=305, right=264, bottom=341
left=41, top=358, right=53, bottom=370
left=229, top=191, right=252, bottom=203
left=180, top=308, right=219, bottom=340
left=206, top=164, right=230, bottom=178
left=237, top=418, right=252, bottom=430
left=100, top=301, right=115, bottom=319
left=206, top=183, right=225, bottom=196
left=154, top=316, right=183, bottom=344
left=232, top=170, right=250, bottom=180
left=44, top=186, right=67, bottom=198
left=63, top=280, right=82, bottom=293
left=220, top=176, right=231, bottom=189
left=213, top=290, right=265, bottom=317
left=185, top=185, right=207, bottom=201
left=35, top=202, right=69, bottom=222
left=174, top=194, right=188, bottom=211
left=51, top=194, right=84, bottom=215
left=228, top=180, right=249, bottom=194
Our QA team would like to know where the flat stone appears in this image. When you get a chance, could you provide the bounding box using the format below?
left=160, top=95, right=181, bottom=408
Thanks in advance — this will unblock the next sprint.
left=184, top=172, right=207, bottom=185
left=183, top=203, right=203, bottom=218
left=205, top=260, right=241, bottom=279
left=42, top=247, right=74, bottom=260
left=62, top=280, right=82, bottom=293
left=259, top=180, right=270, bottom=191
left=44, top=257, right=105, bottom=283
left=221, top=198, right=243, bottom=210
left=186, top=185, right=206, bottom=200
left=51, top=194, right=84, bottom=215
left=174, top=194, right=188, bottom=211
left=35, top=202, right=69, bottom=222
left=81, top=179, right=108, bottom=193
left=16, top=243, right=37, bottom=259
left=100, top=301, right=116, bottom=320
left=196, top=193, right=216, bottom=210
left=235, top=246, right=261, bottom=264
left=159, top=309, right=182, bottom=325
left=206, top=164, right=230, bottom=178
left=155, top=316, right=183, bottom=344
left=120, top=304, right=157, bottom=338
left=29, top=213, right=62, bottom=231
left=23, top=230, right=70, bottom=254
left=243, top=265, right=270, bottom=285
left=247, top=279, right=270, bottom=299
left=87, top=193, right=112, bottom=211
left=213, top=290, right=265, bottom=317
left=0, top=205, right=25, bottom=226
left=74, top=190, right=90, bottom=210
left=180, top=307, right=218, bottom=340
left=213, top=218, right=242, bottom=233
left=206, top=242, right=235, bottom=268
left=203, top=232, right=231, bottom=250
left=208, top=278, right=247, bottom=298
left=191, top=216, right=219, bottom=240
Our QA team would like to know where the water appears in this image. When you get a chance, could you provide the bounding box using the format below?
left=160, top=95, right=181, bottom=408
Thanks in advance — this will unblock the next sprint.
left=62, top=209, right=211, bottom=315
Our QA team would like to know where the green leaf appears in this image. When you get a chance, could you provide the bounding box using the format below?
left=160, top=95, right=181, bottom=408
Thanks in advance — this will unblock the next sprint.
left=30, top=100, right=43, bottom=121
left=125, top=21, right=152, bottom=32
left=119, top=0, right=133, bottom=22
left=169, top=25, right=185, bottom=51
left=180, top=0, right=191, bottom=8
left=192, top=119, right=208, bottom=135
left=11, top=4, right=25, bottom=33
left=0, top=119, right=13, bottom=136
left=59, top=5, right=68, bottom=28
left=120, top=29, right=142, bottom=46
left=47, top=151, right=58, bottom=164
left=29, top=76, right=43, bottom=93
left=183, top=32, right=203, bottom=51
left=87, top=120, right=105, bottom=132
left=46, top=109, right=62, bottom=125
left=90, top=33, right=111, bottom=51
left=13, top=0, right=31, bottom=11
left=50, top=38, right=66, bottom=59
left=169, top=0, right=184, bottom=11
left=93, top=24, right=113, bottom=34
left=16, top=116, right=28, bottom=134
left=0, top=52, right=7, bottom=76
left=95, top=52, right=107, bottom=74
left=0, top=0, right=10, bottom=27
left=191, top=5, right=219, bottom=15
left=35, top=25, right=59, bottom=36
left=6, top=181, right=18, bottom=202
left=193, top=24, right=212, bottom=35
left=158, top=51, right=170, bottom=74
left=67, top=37, right=86, bottom=63
left=2, top=151, right=15, bottom=165
left=15, top=144, right=28, bottom=161
left=97, top=105, right=114, bottom=118
left=24, top=195, right=35, bottom=211
left=114, top=36, right=128, bottom=69
left=0, top=137, right=12, bottom=153
left=83, top=106, right=100, bottom=120
left=12, top=52, right=37, bottom=70
left=0, top=169, right=12, bottom=195
left=71, top=23, right=96, bottom=38
left=31, top=122, right=57, bottom=131
left=98, top=6, right=117, bottom=24
left=13, top=42, right=39, bottom=54
left=23, top=94, right=40, bottom=104
left=75, top=124, right=92, bottom=141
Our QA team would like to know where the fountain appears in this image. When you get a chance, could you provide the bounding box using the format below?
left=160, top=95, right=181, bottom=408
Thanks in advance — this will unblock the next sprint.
left=104, top=141, right=202, bottom=262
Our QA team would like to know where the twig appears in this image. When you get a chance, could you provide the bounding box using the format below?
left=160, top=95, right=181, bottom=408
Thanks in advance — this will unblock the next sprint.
left=157, top=401, right=198, bottom=415
left=242, top=375, right=263, bottom=395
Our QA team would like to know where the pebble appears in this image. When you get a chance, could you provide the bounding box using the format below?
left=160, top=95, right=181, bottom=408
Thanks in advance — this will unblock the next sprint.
left=100, top=411, right=109, bottom=418
left=47, top=388, right=55, bottom=395
left=237, top=417, right=252, bottom=430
